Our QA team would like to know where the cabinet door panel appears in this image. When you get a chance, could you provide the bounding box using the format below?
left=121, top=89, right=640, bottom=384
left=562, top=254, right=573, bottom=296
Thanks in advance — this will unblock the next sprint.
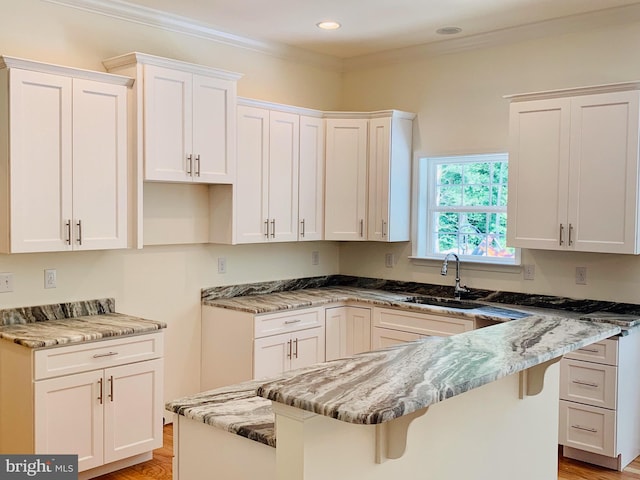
left=35, top=370, right=104, bottom=472
left=9, top=69, right=72, bottom=252
left=298, top=116, right=325, bottom=241
left=268, top=111, right=299, bottom=242
left=325, top=119, right=368, bottom=240
left=507, top=98, right=571, bottom=249
left=254, top=333, right=290, bottom=379
left=143, top=64, right=192, bottom=181
left=569, top=91, right=640, bottom=253
left=104, top=359, right=163, bottom=463
left=292, top=327, right=325, bottom=370
left=192, top=74, right=235, bottom=183
left=372, top=327, right=420, bottom=349
left=236, top=105, right=269, bottom=243
left=368, top=117, right=391, bottom=241
left=72, top=78, right=128, bottom=250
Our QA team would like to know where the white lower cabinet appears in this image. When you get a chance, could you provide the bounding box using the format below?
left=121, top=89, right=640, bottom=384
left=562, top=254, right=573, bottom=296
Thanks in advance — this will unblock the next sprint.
left=0, top=332, right=164, bottom=478
left=372, top=327, right=421, bottom=349
left=559, top=334, right=640, bottom=471
left=325, top=306, right=371, bottom=361
left=201, top=306, right=325, bottom=390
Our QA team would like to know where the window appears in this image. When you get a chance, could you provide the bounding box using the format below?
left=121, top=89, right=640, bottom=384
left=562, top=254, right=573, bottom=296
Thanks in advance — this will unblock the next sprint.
left=413, top=153, right=518, bottom=265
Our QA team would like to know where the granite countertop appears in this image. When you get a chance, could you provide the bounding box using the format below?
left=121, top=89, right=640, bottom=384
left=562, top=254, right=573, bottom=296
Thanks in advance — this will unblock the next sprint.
left=0, top=299, right=166, bottom=349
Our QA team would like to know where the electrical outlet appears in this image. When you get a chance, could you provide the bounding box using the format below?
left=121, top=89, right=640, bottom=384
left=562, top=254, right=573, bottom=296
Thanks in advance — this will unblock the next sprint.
left=217, top=257, right=227, bottom=274
left=0, top=273, right=13, bottom=293
left=385, top=253, right=394, bottom=268
left=311, top=251, right=320, bottom=265
left=523, top=264, right=535, bottom=280
left=44, top=269, right=57, bottom=289
left=575, top=266, right=587, bottom=285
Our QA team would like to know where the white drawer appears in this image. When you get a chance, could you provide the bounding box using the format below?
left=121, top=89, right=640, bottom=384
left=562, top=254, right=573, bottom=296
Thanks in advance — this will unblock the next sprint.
left=559, top=400, right=616, bottom=457
left=254, top=308, right=323, bottom=338
left=34, top=332, right=164, bottom=380
left=560, top=359, right=617, bottom=410
left=372, top=307, right=474, bottom=337
left=564, top=339, right=618, bottom=366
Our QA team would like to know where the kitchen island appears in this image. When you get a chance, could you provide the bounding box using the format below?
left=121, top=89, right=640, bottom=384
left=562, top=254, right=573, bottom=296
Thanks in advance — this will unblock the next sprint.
left=169, top=312, right=620, bottom=480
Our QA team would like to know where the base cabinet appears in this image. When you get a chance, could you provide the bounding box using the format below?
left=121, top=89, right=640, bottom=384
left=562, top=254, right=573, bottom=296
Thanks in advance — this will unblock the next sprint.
left=254, top=327, right=324, bottom=379
left=559, top=334, right=640, bottom=471
left=325, top=306, right=371, bottom=361
left=0, top=332, right=164, bottom=479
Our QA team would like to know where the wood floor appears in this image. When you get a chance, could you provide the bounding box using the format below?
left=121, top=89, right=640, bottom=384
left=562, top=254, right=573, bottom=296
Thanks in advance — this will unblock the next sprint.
left=94, top=424, right=640, bottom=480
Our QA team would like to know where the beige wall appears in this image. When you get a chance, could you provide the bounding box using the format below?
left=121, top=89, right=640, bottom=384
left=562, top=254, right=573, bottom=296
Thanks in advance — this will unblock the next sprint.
left=0, top=0, right=341, bottom=403
left=340, top=21, right=640, bottom=304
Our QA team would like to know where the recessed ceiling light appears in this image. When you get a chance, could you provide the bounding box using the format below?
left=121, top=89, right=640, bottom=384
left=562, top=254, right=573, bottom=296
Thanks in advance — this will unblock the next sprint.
left=317, top=21, right=341, bottom=30
left=436, top=26, right=462, bottom=35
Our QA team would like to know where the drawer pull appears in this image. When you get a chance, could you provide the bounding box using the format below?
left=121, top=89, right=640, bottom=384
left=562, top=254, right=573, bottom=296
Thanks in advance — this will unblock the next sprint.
left=92, top=351, right=119, bottom=359
left=293, top=338, right=298, bottom=359
left=98, top=378, right=103, bottom=405
left=108, top=375, right=114, bottom=402
left=572, top=380, right=599, bottom=388
left=287, top=339, right=292, bottom=359
left=284, top=319, right=302, bottom=325
left=571, top=424, right=598, bottom=433
left=577, top=348, right=599, bottom=353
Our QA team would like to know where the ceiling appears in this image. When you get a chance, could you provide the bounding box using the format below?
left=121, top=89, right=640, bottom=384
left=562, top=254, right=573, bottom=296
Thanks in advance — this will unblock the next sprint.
left=113, top=0, right=640, bottom=58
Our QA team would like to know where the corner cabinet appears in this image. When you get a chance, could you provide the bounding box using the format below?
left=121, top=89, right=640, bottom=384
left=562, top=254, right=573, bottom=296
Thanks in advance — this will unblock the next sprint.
left=103, top=52, right=241, bottom=184
left=324, top=111, right=414, bottom=242
left=0, top=56, right=131, bottom=253
left=0, top=332, right=164, bottom=479
left=506, top=83, right=640, bottom=254
left=325, top=306, right=371, bottom=361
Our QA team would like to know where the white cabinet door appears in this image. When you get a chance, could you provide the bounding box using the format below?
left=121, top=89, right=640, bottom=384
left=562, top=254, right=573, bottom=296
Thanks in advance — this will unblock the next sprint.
left=8, top=68, right=73, bottom=253
left=34, top=370, right=104, bottom=472
left=507, top=98, right=571, bottom=250
left=268, top=110, right=299, bottom=242
left=192, top=74, right=236, bottom=183
left=568, top=91, right=640, bottom=253
left=325, top=306, right=371, bottom=361
left=372, top=327, right=420, bottom=349
left=236, top=105, right=269, bottom=243
left=143, top=64, right=193, bottom=182
left=72, top=78, right=128, bottom=250
left=254, top=332, right=290, bottom=379
left=325, top=119, right=369, bottom=240
left=298, top=115, right=325, bottom=241
left=104, top=359, right=163, bottom=463
left=291, top=326, right=325, bottom=370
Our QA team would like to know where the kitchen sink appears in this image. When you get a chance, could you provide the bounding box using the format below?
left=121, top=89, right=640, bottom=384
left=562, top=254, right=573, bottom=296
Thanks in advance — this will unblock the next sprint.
left=405, top=296, right=483, bottom=310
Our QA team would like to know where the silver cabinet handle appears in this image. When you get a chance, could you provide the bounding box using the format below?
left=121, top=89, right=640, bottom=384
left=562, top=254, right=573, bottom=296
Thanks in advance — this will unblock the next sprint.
left=559, top=223, right=564, bottom=246
left=65, top=220, right=71, bottom=245
left=271, top=219, right=275, bottom=238
left=195, top=154, right=201, bottom=177
left=76, top=220, right=82, bottom=245
left=293, top=338, right=298, bottom=359
left=108, top=375, right=114, bottom=402
left=92, top=351, right=119, bottom=358
left=571, top=425, right=597, bottom=433
left=572, top=380, right=599, bottom=388
left=98, top=378, right=103, bottom=405
left=360, top=219, right=364, bottom=238
left=300, top=219, right=305, bottom=237
left=382, top=220, right=387, bottom=238
left=578, top=347, right=599, bottom=353
left=568, top=223, right=574, bottom=246
left=264, top=219, right=270, bottom=238
left=186, top=154, right=193, bottom=176
left=284, top=319, right=301, bottom=325
left=287, top=339, right=292, bottom=359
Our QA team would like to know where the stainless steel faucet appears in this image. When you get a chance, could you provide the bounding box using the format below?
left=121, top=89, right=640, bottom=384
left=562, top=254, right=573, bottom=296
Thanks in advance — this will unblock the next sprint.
left=441, top=253, right=469, bottom=300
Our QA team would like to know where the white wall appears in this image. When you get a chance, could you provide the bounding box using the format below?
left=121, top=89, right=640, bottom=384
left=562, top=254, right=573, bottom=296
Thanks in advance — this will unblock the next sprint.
left=340, top=21, right=640, bottom=304
left=0, top=0, right=342, bottom=403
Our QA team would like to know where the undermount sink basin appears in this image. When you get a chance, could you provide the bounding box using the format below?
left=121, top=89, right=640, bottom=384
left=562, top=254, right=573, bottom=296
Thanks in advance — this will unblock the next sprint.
left=405, top=296, right=482, bottom=310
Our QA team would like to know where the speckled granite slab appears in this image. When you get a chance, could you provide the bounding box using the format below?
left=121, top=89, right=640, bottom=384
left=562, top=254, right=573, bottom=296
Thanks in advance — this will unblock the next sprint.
left=256, top=315, right=620, bottom=425
left=166, top=380, right=275, bottom=447
left=0, top=299, right=166, bottom=348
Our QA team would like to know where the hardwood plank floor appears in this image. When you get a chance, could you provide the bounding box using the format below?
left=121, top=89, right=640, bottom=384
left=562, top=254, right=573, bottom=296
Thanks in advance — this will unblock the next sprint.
left=94, top=424, right=640, bottom=480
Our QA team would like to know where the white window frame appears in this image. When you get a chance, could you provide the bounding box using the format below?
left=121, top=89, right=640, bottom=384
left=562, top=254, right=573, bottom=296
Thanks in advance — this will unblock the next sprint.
left=412, top=152, right=520, bottom=266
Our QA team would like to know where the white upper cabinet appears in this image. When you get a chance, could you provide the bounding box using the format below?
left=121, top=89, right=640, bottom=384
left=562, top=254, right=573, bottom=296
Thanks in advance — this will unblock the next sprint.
left=507, top=83, right=640, bottom=254
left=0, top=57, right=131, bottom=253
left=103, top=53, right=241, bottom=184
left=325, top=111, right=414, bottom=242
left=298, top=115, right=325, bottom=241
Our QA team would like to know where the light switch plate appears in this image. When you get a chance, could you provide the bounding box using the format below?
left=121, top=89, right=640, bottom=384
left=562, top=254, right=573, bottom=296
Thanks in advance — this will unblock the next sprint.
left=0, top=273, right=14, bottom=293
left=575, top=266, right=587, bottom=285
left=523, top=264, right=535, bottom=280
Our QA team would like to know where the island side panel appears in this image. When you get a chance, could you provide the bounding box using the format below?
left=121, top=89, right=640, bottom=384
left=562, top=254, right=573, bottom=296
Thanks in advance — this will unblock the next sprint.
left=273, top=364, right=560, bottom=480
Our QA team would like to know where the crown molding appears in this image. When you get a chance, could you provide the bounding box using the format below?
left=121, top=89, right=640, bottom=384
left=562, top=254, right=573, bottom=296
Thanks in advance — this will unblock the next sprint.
left=343, top=3, right=640, bottom=71
left=42, top=0, right=344, bottom=71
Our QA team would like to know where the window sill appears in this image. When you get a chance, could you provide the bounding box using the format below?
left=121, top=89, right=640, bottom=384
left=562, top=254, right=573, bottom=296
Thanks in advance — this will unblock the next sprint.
left=409, top=256, right=523, bottom=275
